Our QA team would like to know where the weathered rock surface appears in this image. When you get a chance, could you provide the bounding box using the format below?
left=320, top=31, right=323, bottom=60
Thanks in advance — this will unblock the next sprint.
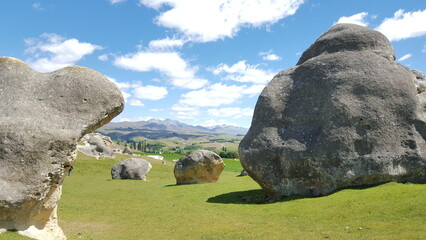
left=122, top=147, right=133, bottom=155
left=239, top=24, right=426, bottom=201
left=111, top=158, right=152, bottom=180
left=77, top=133, right=114, bottom=158
left=174, top=150, right=225, bottom=184
left=0, top=57, right=124, bottom=239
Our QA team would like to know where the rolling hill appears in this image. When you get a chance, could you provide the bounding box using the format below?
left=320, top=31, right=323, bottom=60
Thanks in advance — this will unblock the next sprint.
left=96, top=118, right=248, bottom=141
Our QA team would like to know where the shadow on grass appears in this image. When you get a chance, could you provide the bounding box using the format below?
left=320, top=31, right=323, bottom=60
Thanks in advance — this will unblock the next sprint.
left=207, top=189, right=266, bottom=204
left=164, top=184, right=178, bottom=187
left=207, top=182, right=397, bottom=204
left=207, top=189, right=312, bottom=204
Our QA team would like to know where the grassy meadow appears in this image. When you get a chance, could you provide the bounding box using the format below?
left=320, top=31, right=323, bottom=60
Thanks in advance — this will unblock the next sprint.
left=3, top=152, right=426, bottom=240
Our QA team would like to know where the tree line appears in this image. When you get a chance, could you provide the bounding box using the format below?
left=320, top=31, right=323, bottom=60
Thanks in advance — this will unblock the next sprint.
left=115, top=140, right=239, bottom=158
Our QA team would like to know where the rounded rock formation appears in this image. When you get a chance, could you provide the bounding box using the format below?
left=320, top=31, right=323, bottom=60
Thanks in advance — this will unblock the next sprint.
left=122, top=147, right=133, bottom=155
left=174, top=150, right=225, bottom=184
left=0, top=57, right=124, bottom=239
left=111, top=158, right=152, bottom=180
left=78, top=133, right=115, bottom=158
left=239, top=24, right=426, bottom=201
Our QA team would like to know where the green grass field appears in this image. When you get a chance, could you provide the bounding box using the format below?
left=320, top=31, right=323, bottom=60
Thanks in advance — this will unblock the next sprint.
left=3, top=153, right=426, bottom=240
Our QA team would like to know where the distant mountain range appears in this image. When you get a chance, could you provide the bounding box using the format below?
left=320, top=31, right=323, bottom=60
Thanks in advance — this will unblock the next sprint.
left=97, top=119, right=249, bottom=141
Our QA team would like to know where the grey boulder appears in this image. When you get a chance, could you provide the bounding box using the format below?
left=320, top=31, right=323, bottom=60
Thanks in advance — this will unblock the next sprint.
left=78, top=133, right=114, bottom=158
left=0, top=57, right=124, bottom=239
left=111, top=158, right=152, bottom=180
left=174, top=150, right=225, bottom=184
left=239, top=24, right=426, bottom=201
left=122, top=147, right=133, bottom=155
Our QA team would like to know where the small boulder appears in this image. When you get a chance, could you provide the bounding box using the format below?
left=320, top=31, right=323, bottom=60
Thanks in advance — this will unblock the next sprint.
left=122, top=147, right=133, bottom=155
left=174, top=150, right=225, bottom=184
left=239, top=169, right=248, bottom=176
left=78, top=133, right=114, bottom=158
left=111, top=158, right=152, bottom=180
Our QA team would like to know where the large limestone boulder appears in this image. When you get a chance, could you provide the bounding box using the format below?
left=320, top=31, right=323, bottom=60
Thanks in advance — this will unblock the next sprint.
left=174, top=150, right=225, bottom=184
left=78, top=133, right=115, bottom=158
left=0, top=57, right=124, bottom=239
left=111, top=158, right=152, bottom=180
left=239, top=24, right=426, bottom=201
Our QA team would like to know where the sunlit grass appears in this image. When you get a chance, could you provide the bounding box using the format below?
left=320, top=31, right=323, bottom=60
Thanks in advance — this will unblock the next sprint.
left=3, top=152, right=425, bottom=239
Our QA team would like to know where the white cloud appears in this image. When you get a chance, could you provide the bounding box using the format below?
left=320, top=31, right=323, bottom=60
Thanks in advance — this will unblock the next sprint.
left=32, top=3, right=44, bottom=10
left=397, top=53, right=412, bottom=62
left=114, top=51, right=208, bottom=89
left=376, top=9, right=426, bottom=41
left=171, top=104, right=200, bottom=119
left=133, top=85, right=168, bottom=100
left=115, top=117, right=131, bottom=122
left=199, top=119, right=239, bottom=127
left=107, top=76, right=146, bottom=103
left=170, top=77, right=208, bottom=89
left=128, top=99, right=145, bottom=107
left=423, top=44, right=426, bottom=53
left=179, top=83, right=245, bottom=107
left=150, top=108, right=164, bottom=112
left=25, top=33, right=102, bottom=72
left=212, top=60, right=275, bottom=84
left=110, top=0, right=126, bottom=4
left=264, top=53, right=281, bottom=61
left=242, top=84, right=267, bottom=96
left=207, top=107, right=254, bottom=119
left=139, top=116, right=162, bottom=121
left=336, top=12, right=369, bottom=27
left=139, top=0, right=305, bottom=42
left=114, top=116, right=159, bottom=122
left=149, top=38, right=186, bottom=49
left=98, top=54, right=109, bottom=61
left=259, top=50, right=282, bottom=61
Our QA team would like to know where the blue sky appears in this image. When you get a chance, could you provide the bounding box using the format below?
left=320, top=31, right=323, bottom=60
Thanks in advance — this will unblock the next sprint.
left=1, top=0, right=425, bottom=128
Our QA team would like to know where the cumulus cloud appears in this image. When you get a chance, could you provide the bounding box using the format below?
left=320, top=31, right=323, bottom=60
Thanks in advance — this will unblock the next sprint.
left=107, top=76, right=138, bottom=102
left=335, top=12, right=369, bottom=27
left=260, top=51, right=281, bottom=61
left=110, top=0, right=126, bottom=4
left=98, top=54, right=110, bottom=61
left=397, top=53, right=412, bottom=62
left=212, top=60, right=275, bottom=84
left=199, top=119, right=239, bottom=127
left=114, top=51, right=208, bottom=89
left=128, top=99, right=145, bottom=107
left=171, top=104, right=200, bottom=119
left=207, top=107, right=254, bottom=119
left=242, top=84, right=267, bottom=96
left=108, top=78, right=168, bottom=106
left=178, top=82, right=267, bottom=108
left=179, top=83, right=245, bottom=107
left=133, top=85, right=168, bottom=100
left=25, top=33, right=102, bottom=72
left=150, top=108, right=164, bottom=112
left=376, top=9, right=426, bottom=41
left=149, top=38, right=186, bottom=49
left=139, top=0, right=305, bottom=42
